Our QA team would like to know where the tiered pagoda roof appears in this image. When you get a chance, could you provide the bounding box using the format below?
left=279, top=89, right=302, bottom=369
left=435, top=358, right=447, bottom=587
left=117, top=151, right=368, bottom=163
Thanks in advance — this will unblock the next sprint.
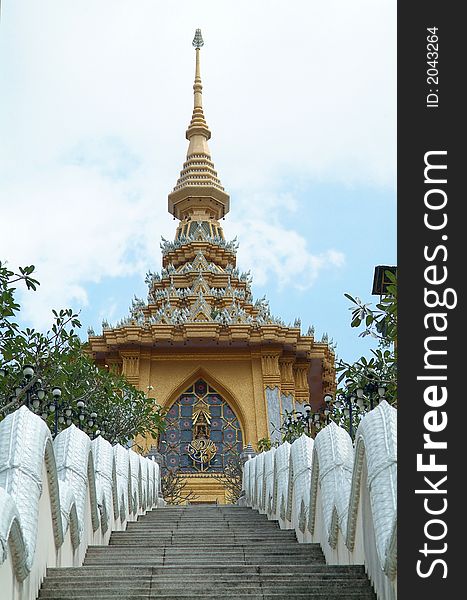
left=88, top=30, right=335, bottom=393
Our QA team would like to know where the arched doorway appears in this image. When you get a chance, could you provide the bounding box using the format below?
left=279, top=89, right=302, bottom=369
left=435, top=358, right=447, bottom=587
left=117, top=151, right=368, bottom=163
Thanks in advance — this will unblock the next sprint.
left=159, top=378, right=243, bottom=476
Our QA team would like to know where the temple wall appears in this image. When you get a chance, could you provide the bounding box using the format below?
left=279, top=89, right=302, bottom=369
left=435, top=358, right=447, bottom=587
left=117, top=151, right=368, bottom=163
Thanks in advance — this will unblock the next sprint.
left=135, top=349, right=269, bottom=453
left=265, top=387, right=281, bottom=444
left=281, top=393, right=294, bottom=416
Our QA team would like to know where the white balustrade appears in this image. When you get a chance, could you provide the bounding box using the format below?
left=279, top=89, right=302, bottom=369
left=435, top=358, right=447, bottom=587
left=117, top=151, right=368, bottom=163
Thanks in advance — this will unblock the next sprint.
left=1, top=401, right=398, bottom=600
left=272, top=440, right=291, bottom=528
left=286, top=434, right=313, bottom=539
left=0, top=406, right=163, bottom=600
left=262, top=448, right=276, bottom=516
left=243, top=400, right=397, bottom=600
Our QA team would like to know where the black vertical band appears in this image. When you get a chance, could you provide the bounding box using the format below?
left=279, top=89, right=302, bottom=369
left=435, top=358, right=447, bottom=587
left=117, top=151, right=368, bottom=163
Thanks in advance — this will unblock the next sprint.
left=398, top=2, right=463, bottom=596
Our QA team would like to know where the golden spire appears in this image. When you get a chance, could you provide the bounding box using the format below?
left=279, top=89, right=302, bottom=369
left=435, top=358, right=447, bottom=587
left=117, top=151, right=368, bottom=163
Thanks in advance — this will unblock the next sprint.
left=186, top=29, right=211, bottom=146
left=168, top=29, right=230, bottom=222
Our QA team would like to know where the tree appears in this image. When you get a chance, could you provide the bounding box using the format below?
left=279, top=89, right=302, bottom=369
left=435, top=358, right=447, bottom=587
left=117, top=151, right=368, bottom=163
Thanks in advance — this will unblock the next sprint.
left=258, top=271, right=397, bottom=445
left=257, top=437, right=272, bottom=452
left=337, top=269, right=397, bottom=407
left=0, top=261, right=40, bottom=357
left=212, top=453, right=243, bottom=504
left=0, top=260, right=166, bottom=447
left=276, top=409, right=310, bottom=443
left=161, top=469, right=198, bottom=505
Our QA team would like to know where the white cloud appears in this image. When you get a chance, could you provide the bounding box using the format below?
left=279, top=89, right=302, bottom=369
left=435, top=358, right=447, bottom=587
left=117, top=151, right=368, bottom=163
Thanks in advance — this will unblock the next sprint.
left=229, top=193, right=345, bottom=289
left=0, top=0, right=396, bottom=186
left=0, top=0, right=395, bottom=330
left=97, top=299, right=119, bottom=327
left=0, top=163, right=172, bottom=328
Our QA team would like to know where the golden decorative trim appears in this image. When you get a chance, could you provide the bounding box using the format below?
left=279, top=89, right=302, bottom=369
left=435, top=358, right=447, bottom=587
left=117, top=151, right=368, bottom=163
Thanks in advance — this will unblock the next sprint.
left=121, top=352, right=140, bottom=379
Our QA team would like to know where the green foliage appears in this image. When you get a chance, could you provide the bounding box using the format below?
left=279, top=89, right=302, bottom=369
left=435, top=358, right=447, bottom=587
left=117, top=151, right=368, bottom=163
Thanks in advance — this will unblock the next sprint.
left=344, top=269, right=397, bottom=346
left=257, top=437, right=272, bottom=452
left=0, top=260, right=166, bottom=446
left=276, top=409, right=310, bottom=443
left=1, top=261, right=40, bottom=343
left=337, top=269, right=397, bottom=406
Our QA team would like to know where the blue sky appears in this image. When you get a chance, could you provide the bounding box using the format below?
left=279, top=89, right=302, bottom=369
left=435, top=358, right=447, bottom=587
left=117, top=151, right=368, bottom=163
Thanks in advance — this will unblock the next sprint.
left=0, top=0, right=396, bottom=366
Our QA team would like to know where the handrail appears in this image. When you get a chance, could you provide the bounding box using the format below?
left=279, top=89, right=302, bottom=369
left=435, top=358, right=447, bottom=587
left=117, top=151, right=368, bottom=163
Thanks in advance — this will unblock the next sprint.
left=0, top=406, right=163, bottom=600
left=243, top=400, right=397, bottom=600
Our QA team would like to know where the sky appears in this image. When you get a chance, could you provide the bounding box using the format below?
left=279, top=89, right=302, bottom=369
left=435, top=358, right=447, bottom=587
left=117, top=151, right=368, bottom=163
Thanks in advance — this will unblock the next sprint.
left=0, top=0, right=396, bottom=366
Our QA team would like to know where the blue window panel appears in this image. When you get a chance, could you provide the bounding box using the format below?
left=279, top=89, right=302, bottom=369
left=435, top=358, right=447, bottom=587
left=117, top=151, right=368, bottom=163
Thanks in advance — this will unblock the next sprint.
left=181, top=454, right=191, bottom=467
left=159, top=378, right=243, bottom=474
left=181, top=429, right=192, bottom=442
left=166, top=429, right=180, bottom=443
left=210, top=430, right=222, bottom=443
left=208, top=395, right=222, bottom=405
left=195, top=380, right=207, bottom=396
left=166, top=452, right=179, bottom=468
left=224, top=428, right=236, bottom=443
left=181, top=405, right=193, bottom=418
left=180, top=395, right=195, bottom=405
left=210, top=405, right=221, bottom=417
left=180, top=418, right=192, bottom=430
left=224, top=406, right=235, bottom=419
left=167, top=405, right=179, bottom=418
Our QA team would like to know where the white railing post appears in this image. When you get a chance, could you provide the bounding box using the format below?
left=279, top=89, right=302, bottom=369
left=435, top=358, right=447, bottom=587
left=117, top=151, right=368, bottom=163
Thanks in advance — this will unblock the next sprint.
left=0, top=406, right=161, bottom=600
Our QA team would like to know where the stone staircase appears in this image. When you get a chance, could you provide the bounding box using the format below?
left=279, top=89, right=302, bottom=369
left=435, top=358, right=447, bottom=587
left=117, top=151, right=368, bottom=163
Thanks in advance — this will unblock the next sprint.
left=38, top=506, right=376, bottom=599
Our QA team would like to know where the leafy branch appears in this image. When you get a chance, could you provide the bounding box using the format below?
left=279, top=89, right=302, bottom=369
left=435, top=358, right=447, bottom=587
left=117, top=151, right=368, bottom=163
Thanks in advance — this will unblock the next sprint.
left=161, top=469, right=199, bottom=505
left=1, top=259, right=167, bottom=445
left=337, top=269, right=397, bottom=406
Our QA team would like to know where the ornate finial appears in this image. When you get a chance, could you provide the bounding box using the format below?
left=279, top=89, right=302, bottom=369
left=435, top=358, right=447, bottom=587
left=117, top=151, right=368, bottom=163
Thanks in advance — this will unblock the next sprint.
left=192, top=29, right=204, bottom=49
left=168, top=29, right=230, bottom=222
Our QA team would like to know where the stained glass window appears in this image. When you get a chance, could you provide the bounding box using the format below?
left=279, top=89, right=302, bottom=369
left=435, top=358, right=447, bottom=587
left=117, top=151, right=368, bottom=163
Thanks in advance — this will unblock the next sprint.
left=159, top=378, right=243, bottom=473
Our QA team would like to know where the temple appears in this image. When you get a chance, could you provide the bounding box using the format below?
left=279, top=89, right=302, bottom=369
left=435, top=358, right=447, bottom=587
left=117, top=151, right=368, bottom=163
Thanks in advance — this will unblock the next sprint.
left=87, top=30, right=336, bottom=503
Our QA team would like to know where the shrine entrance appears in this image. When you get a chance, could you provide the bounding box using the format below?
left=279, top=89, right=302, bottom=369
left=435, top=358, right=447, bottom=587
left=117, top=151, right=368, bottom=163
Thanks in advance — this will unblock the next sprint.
left=158, top=378, right=244, bottom=503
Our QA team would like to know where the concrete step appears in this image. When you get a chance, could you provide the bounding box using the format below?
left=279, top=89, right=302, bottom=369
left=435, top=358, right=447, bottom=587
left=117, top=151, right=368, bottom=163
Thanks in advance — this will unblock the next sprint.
left=39, top=585, right=374, bottom=598
left=38, top=507, right=376, bottom=600
left=107, top=540, right=319, bottom=546
left=146, top=524, right=286, bottom=528
left=136, top=516, right=274, bottom=520
left=40, top=595, right=375, bottom=600
left=107, top=542, right=310, bottom=549
left=39, top=591, right=375, bottom=600
left=46, top=565, right=367, bottom=577
left=85, top=552, right=325, bottom=560
left=101, top=548, right=323, bottom=555
left=121, top=531, right=290, bottom=537
left=128, top=525, right=281, bottom=528
left=82, top=560, right=328, bottom=566
left=40, top=580, right=373, bottom=589
left=133, top=523, right=281, bottom=528
left=118, top=531, right=294, bottom=537
left=42, top=575, right=370, bottom=587
left=116, top=536, right=296, bottom=540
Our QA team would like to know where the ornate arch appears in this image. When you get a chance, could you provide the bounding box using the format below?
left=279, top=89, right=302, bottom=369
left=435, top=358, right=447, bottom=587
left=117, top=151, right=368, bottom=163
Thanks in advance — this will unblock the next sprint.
left=162, top=366, right=247, bottom=434
left=159, top=368, right=245, bottom=474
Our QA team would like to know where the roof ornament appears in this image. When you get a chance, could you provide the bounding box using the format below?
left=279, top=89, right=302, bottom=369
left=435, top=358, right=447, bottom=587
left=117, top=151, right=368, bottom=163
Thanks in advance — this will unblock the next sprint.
left=192, top=28, right=204, bottom=48
left=168, top=27, right=230, bottom=222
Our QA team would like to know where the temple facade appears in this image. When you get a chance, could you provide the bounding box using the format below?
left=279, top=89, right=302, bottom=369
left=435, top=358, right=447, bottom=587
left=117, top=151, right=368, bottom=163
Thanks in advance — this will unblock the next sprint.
left=87, top=30, right=335, bottom=503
